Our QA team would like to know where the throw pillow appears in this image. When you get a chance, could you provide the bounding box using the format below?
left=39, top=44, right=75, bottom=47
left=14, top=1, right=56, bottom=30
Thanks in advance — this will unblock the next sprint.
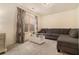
left=69, top=29, right=78, bottom=38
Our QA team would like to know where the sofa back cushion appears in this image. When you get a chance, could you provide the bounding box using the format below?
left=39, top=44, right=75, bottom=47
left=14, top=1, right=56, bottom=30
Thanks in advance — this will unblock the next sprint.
left=45, top=29, right=70, bottom=34
left=69, top=29, right=78, bottom=38
left=38, top=28, right=70, bottom=34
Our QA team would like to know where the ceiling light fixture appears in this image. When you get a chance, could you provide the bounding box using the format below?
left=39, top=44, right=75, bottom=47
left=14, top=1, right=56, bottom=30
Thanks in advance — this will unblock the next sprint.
left=41, top=3, right=55, bottom=8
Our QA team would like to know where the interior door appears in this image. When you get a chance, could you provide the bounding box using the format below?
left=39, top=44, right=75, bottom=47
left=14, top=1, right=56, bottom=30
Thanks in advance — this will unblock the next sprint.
left=16, top=7, right=25, bottom=43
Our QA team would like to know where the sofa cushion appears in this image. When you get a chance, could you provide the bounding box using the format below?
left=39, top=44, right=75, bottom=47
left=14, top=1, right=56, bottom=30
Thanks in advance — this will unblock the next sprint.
left=69, top=29, right=78, bottom=38
left=46, top=29, right=70, bottom=34
left=58, top=35, right=78, bottom=49
left=45, top=33, right=59, bottom=40
left=58, top=35, right=77, bottom=44
left=45, top=33, right=60, bottom=36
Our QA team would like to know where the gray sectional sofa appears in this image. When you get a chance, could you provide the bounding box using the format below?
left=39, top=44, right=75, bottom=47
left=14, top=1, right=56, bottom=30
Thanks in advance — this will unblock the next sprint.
left=38, top=28, right=79, bottom=54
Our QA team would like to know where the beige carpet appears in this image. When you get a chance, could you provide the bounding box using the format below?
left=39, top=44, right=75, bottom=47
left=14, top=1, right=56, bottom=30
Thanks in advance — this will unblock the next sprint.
left=4, top=39, right=64, bottom=55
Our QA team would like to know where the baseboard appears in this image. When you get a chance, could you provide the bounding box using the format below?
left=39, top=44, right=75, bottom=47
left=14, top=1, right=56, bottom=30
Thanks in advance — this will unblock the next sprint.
left=7, top=42, right=17, bottom=51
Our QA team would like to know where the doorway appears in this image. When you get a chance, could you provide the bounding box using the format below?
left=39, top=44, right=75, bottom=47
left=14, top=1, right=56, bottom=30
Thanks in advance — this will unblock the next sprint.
left=16, top=7, right=26, bottom=43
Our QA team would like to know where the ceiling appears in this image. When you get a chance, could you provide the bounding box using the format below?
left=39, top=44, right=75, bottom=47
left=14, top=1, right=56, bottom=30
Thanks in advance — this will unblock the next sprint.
left=21, top=3, right=79, bottom=15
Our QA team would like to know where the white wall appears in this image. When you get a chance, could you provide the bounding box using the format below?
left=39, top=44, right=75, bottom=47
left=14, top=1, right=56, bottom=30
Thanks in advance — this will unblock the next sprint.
left=77, top=6, right=79, bottom=28
left=37, top=15, right=42, bottom=31
left=0, top=4, right=17, bottom=47
left=41, top=9, right=78, bottom=28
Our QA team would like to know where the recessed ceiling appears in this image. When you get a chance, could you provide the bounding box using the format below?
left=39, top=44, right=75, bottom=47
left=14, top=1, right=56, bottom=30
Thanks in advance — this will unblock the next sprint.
left=21, top=3, right=79, bottom=15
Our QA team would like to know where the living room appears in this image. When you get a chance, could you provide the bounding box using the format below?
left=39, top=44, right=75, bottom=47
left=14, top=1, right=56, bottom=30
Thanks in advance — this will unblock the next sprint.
left=0, top=3, right=78, bottom=55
